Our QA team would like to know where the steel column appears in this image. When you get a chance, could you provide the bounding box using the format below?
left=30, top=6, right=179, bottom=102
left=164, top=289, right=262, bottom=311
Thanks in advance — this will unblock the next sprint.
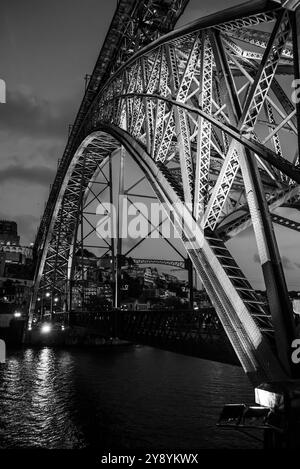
left=115, top=148, right=125, bottom=308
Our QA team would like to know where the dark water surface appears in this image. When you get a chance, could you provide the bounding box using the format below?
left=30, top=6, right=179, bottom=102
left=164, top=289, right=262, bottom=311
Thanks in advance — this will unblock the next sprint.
left=0, top=346, right=261, bottom=449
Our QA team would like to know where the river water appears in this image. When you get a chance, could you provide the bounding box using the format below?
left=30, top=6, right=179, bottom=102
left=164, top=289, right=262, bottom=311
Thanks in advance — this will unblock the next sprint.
left=0, top=346, right=261, bottom=449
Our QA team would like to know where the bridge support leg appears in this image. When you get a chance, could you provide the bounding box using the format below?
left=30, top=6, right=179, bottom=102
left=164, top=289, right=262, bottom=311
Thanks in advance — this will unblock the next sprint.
left=109, top=154, right=117, bottom=309
left=115, top=147, right=125, bottom=309
left=239, top=148, right=297, bottom=377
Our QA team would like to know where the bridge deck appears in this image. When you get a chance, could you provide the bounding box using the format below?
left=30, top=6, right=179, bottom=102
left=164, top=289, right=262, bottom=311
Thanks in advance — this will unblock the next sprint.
left=69, top=309, right=240, bottom=367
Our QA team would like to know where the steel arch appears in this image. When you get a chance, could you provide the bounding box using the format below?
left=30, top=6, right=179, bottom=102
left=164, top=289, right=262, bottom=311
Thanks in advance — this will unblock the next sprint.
left=30, top=0, right=300, bottom=385
left=30, top=123, right=283, bottom=385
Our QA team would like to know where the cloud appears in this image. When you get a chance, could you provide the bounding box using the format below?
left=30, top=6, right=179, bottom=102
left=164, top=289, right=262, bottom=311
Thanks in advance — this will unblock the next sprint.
left=0, top=87, right=75, bottom=138
left=0, top=163, right=56, bottom=186
left=0, top=132, right=65, bottom=173
left=253, top=253, right=296, bottom=270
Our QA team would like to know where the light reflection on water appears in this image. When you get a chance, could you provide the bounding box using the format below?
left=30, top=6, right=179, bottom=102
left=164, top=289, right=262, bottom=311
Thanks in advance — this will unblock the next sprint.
left=0, top=346, right=260, bottom=449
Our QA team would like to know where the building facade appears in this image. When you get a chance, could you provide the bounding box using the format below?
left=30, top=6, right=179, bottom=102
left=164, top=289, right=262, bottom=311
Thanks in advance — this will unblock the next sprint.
left=0, top=220, right=20, bottom=245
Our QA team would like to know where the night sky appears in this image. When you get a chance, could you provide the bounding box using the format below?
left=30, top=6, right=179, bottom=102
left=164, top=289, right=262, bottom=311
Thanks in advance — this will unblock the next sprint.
left=0, top=0, right=300, bottom=290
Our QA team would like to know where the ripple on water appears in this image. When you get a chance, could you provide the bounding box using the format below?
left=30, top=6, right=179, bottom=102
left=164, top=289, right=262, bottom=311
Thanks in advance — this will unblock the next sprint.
left=0, top=347, right=260, bottom=449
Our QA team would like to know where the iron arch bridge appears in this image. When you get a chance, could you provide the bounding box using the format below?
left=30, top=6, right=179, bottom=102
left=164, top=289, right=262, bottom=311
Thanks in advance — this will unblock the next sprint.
left=30, top=0, right=300, bottom=391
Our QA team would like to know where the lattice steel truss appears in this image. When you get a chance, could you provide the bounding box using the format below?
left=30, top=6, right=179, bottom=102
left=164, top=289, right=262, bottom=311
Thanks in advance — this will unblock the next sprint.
left=30, top=0, right=300, bottom=386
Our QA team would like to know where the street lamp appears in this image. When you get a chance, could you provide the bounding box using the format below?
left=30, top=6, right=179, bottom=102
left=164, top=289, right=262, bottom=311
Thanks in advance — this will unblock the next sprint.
left=41, top=323, right=52, bottom=334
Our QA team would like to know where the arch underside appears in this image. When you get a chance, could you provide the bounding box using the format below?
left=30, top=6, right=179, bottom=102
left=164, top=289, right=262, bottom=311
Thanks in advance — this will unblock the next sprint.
left=31, top=1, right=300, bottom=385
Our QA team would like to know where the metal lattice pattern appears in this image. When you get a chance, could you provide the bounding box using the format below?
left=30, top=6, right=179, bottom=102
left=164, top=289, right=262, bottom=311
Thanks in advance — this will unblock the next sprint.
left=31, top=1, right=300, bottom=384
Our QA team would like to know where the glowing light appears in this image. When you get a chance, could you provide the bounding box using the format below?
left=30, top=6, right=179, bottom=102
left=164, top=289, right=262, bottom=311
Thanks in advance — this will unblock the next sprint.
left=54, top=297, right=59, bottom=303
left=28, top=326, right=32, bottom=331
left=41, top=323, right=52, bottom=334
left=61, top=325, right=65, bottom=331
left=255, top=385, right=284, bottom=409
left=14, top=312, right=22, bottom=318
left=45, top=292, right=50, bottom=298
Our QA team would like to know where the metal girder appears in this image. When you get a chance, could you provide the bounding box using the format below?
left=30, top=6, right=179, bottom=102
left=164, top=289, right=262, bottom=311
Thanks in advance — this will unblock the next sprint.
left=240, top=10, right=291, bottom=133
left=280, top=0, right=300, bottom=10
left=215, top=11, right=276, bottom=33
left=265, top=101, right=283, bottom=158
left=194, top=32, right=213, bottom=221
left=115, top=92, right=300, bottom=184
left=133, top=258, right=185, bottom=268
left=202, top=31, right=242, bottom=231
left=264, top=99, right=287, bottom=183
left=152, top=49, right=170, bottom=159
left=271, top=213, right=300, bottom=231
left=225, top=27, right=293, bottom=60
left=217, top=186, right=300, bottom=238
left=165, top=43, right=194, bottom=204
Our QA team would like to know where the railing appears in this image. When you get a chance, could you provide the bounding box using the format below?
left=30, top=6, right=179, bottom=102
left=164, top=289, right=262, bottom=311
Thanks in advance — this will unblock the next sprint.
left=68, top=308, right=239, bottom=365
